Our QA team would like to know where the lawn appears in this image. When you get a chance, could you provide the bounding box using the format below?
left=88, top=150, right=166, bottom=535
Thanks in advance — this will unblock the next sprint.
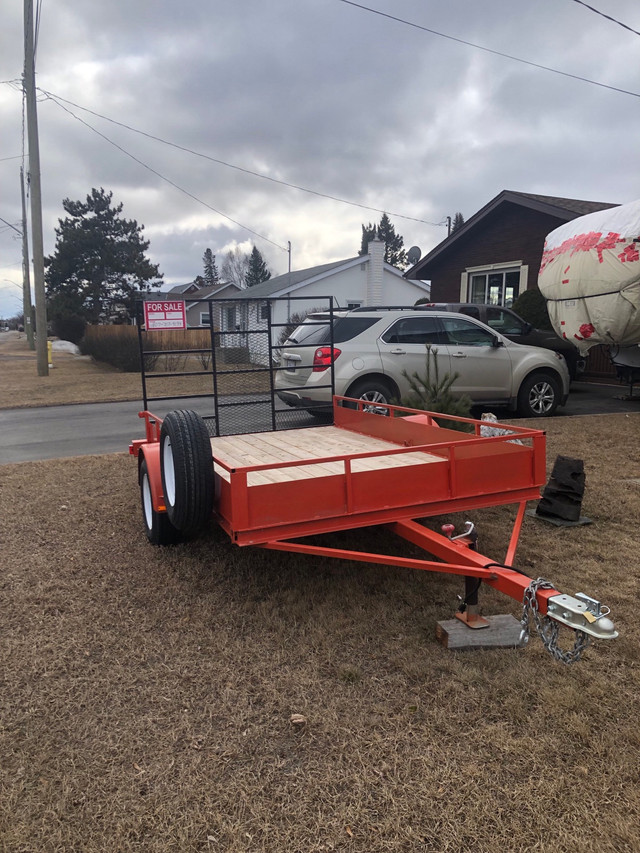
left=0, top=333, right=269, bottom=410
left=1, top=412, right=639, bottom=852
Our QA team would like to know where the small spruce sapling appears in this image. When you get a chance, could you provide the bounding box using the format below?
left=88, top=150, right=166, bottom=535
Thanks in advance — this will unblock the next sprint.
left=401, top=344, right=473, bottom=432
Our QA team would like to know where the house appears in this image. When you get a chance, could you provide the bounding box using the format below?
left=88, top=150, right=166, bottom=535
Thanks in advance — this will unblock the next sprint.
left=166, top=280, right=243, bottom=328
left=406, top=191, right=618, bottom=306
left=235, top=237, right=430, bottom=323
left=222, top=238, right=431, bottom=361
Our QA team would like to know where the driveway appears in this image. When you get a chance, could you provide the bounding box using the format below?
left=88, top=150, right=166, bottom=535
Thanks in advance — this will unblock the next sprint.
left=0, top=382, right=638, bottom=465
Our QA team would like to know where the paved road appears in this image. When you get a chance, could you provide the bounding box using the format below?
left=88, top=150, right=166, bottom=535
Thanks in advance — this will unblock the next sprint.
left=1, top=382, right=638, bottom=465
left=0, top=396, right=315, bottom=465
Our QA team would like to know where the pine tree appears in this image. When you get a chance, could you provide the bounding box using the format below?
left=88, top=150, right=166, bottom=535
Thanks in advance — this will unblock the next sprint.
left=401, top=345, right=473, bottom=432
left=359, top=222, right=377, bottom=256
left=45, top=188, right=162, bottom=323
left=202, top=248, right=219, bottom=287
left=245, top=246, right=272, bottom=288
left=451, top=212, right=465, bottom=233
left=358, top=214, right=407, bottom=269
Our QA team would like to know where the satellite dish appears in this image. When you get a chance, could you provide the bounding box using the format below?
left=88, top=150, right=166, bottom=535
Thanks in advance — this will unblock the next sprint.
left=407, top=246, right=422, bottom=265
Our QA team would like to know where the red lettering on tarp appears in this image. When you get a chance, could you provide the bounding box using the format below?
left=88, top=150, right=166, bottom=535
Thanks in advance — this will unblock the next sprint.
left=574, top=323, right=595, bottom=341
left=618, top=243, right=639, bottom=263
left=540, top=231, right=626, bottom=272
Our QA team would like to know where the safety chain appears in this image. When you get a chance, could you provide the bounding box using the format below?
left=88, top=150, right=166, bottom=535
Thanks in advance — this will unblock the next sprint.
left=520, top=577, right=592, bottom=665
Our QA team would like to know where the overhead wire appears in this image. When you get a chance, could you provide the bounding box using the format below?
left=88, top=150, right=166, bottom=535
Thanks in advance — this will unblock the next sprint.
left=43, top=93, right=289, bottom=251
left=38, top=88, right=445, bottom=228
left=0, top=217, right=22, bottom=235
left=568, top=0, right=640, bottom=38
left=338, top=0, right=640, bottom=99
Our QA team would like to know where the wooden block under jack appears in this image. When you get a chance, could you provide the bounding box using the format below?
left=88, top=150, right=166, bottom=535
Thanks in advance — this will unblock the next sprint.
left=436, top=614, right=523, bottom=650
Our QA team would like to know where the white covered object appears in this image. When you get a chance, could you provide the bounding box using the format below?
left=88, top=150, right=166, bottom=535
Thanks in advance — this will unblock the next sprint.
left=538, top=199, right=640, bottom=353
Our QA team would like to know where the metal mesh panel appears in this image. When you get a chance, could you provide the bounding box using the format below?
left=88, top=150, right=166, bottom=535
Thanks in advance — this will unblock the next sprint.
left=136, top=296, right=336, bottom=436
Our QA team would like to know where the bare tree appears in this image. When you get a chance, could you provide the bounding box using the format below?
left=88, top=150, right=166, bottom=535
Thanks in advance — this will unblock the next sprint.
left=221, top=247, right=249, bottom=289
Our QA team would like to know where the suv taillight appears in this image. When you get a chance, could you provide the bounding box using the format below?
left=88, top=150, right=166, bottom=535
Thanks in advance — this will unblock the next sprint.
left=313, top=346, right=341, bottom=372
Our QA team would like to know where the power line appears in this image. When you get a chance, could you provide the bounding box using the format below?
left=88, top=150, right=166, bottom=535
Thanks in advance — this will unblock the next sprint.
left=338, top=0, right=640, bottom=99
left=568, top=0, right=640, bottom=38
left=0, top=216, right=22, bottom=235
left=38, top=88, right=446, bottom=228
left=44, top=94, right=289, bottom=251
left=0, top=155, right=23, bottom=162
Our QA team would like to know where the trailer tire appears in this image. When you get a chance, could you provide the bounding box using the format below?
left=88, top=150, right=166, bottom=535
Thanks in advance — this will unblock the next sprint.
left=140, top=458, right=183, bottom=546
left=160, top=409, right=214, bottom=535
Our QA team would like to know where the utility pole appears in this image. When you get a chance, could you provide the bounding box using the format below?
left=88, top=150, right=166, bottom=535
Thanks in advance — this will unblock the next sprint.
left=20, top=166, right=35, bottom=350
left=446, top=216, right=452, bottom=237
left=23, top=0, right=48, bottom=375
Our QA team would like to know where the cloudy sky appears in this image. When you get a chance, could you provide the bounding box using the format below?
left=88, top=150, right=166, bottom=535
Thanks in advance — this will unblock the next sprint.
left=1, top=0, right=639, bottom=319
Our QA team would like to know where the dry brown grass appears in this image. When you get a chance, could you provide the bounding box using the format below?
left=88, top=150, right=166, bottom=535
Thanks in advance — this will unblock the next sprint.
left=0, top=333, right=269, bottom=410
left=1, top=413, right=639, bottom=852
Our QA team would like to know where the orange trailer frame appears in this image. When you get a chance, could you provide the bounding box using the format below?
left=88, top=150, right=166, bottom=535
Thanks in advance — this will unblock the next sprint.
left=130, top=398, right=617, bottom=662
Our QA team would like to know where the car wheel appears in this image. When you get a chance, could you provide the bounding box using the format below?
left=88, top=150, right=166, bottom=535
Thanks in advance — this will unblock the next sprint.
left=160, top=409, right=214, bottom=535
left=517, top=372, right=560, bottom=417
left=140, top=458, right=183, bottom=546
left=345, top=378, right=394, bottom=415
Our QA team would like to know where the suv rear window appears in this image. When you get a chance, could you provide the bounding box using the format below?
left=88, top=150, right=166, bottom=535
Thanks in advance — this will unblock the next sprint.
left=288, top=316, right=378, bottom=346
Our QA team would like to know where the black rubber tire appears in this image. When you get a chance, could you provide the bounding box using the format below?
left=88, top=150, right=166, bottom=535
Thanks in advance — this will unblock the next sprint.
left=345, top=378, right=394, bottom=414
left=140, top=458, right=183, bottom=546
left=160, top=409, right=214, bottom=535
left=516, top=372, right=561, bottom=418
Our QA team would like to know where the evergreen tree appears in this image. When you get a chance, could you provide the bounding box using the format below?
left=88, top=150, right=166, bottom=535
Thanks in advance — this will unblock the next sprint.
left=451, top=211, right=465, bottom=234
left=401, top=345, right=473, bottom=432
left=245, top=246, right=272, bottom=288
left=358, top=214, right=407, bottom=269
left=359, top=222, right=377, bottom=256
left=202, top=248, right=219, bottom=287
left=45, top=188, right=162, bottom=323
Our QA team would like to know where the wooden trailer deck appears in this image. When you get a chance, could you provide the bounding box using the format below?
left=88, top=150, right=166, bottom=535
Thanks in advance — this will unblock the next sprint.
left=210, top=426, right=444, bottom=485
left=208, top=407, right=547, bottom=545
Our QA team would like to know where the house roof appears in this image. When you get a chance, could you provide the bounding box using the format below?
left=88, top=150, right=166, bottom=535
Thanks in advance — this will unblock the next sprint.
left=233, top=257, right=362, bottom=299
left=233, top=254, right=426, bottom=300
left=406, top=190, right=619, bottom=278
left=141, top=281, right=240, bottom=300
left=167, top=282, right=200, bottom=294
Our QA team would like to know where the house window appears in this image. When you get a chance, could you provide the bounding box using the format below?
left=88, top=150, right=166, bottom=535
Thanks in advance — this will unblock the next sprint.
left=200, top=312, right=211, bottom=326
left=260, top=303, right=269, bottom=321
left=468, top=268, right=521, bottom=307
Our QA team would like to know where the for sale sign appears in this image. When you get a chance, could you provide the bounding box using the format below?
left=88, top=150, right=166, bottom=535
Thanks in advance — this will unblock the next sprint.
left=144, top=300, right=187, bottom=330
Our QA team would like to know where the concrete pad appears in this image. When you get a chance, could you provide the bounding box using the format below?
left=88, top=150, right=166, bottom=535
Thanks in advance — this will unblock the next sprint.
left=436, top=613, right=523, bottom=651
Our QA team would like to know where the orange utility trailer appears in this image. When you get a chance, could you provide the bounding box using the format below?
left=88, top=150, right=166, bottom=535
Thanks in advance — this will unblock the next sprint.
left=130, top=297, right=617, bottom=663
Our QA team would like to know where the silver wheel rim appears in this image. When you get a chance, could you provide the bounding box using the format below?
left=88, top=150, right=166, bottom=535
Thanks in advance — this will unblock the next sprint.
left=142, top=471, right=153, bottom=529
left=529, top=381, right=554, bottom=415
left=359, top=389, right=389, bottom=415
left=162, top=436, right=176, bottom=506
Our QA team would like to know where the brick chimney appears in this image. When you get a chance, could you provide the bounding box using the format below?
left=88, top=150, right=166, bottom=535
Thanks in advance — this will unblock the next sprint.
left=366, top=237, right=385, bottom=306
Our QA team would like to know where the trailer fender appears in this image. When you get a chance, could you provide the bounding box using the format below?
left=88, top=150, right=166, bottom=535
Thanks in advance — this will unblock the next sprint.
left=138, top=442, right=165, bottom=512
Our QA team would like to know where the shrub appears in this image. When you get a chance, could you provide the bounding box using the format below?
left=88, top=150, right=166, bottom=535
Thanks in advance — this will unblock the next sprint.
left=51, top=313, right=86, bottom=345
left=401, top=344, right=473, bottom=431
left=511, top=289, right=553, bottom=330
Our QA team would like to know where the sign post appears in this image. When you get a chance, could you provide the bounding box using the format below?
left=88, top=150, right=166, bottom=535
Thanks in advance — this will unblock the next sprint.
left=143, top=300, right=187, bottom=330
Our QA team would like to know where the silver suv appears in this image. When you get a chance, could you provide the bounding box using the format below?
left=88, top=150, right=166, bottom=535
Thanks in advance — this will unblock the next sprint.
left=275, top=307, right=570, bottom=418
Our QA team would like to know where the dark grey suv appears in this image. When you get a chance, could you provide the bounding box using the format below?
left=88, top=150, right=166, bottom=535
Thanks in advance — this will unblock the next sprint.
left=420, top=303, right=585, bottom=380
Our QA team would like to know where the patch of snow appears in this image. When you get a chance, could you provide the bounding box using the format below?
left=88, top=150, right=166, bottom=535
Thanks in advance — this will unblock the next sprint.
left=51, top=339, right=80, bottom=354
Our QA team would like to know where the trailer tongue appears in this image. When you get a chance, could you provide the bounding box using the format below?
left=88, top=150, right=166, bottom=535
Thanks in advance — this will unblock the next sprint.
left=129, top=296, right=617, bottom=664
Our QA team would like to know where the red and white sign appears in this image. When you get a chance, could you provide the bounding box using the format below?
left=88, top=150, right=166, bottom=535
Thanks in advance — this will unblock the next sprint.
left=144, top=300, right=187, bottom=330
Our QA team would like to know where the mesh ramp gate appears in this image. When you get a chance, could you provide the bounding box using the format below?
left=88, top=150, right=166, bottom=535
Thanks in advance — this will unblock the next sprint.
left=136, top=296, right=337, bottom=436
